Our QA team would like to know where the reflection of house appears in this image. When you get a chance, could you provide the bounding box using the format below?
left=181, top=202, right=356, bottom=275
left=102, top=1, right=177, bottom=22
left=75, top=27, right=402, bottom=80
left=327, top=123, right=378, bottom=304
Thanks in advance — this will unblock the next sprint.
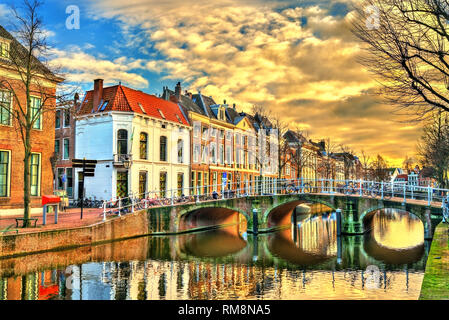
left=75, top=79, right=190, bottom=201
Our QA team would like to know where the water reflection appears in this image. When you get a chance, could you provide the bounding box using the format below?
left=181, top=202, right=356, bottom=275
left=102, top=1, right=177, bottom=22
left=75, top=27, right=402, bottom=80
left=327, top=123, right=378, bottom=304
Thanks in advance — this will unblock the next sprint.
left=0, top=207, right=429, bottom=300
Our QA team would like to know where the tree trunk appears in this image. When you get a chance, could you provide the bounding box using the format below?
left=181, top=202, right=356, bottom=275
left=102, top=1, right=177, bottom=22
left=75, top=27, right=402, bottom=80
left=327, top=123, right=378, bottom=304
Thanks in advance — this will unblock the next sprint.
left=23, top=127, right=31, bottom=228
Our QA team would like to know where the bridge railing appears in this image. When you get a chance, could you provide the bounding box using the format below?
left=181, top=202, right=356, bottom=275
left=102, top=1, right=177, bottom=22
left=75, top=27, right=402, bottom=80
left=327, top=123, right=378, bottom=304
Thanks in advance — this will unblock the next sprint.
left=99, top=178, right=447, bottom=221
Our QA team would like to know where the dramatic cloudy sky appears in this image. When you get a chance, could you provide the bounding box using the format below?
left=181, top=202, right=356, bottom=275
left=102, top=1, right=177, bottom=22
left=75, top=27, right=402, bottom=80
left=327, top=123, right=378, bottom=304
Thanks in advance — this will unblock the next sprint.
left=0, top=0, right=422, bottom=166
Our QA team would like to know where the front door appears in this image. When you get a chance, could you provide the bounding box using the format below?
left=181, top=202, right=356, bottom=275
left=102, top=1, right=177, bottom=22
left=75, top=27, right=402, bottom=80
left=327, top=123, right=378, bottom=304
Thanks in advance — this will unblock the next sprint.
left=117, top=171, right=128, bottom=198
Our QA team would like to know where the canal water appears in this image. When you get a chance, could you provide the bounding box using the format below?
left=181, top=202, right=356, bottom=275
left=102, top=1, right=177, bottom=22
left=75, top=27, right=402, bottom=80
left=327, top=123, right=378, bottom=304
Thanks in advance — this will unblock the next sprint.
left=0, top=206, right=429, bottom=300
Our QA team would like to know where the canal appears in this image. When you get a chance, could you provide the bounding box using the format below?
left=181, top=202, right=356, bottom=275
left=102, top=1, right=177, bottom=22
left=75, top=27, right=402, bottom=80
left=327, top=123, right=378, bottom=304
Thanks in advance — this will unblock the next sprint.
left=0, top=205, right=429, bottom=300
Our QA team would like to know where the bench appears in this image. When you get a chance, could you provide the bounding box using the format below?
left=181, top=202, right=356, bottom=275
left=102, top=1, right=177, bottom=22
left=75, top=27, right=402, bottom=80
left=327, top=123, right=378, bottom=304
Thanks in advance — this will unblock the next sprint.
left=15, top=218, right=38, bottom=228
left=0, top=224, right=19, bottom=235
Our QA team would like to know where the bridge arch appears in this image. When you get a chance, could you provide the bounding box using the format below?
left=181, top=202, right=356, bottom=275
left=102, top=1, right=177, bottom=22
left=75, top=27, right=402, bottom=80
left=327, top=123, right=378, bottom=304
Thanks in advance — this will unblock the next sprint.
left=360, top=206, right=424, bottom=231
left=262, top=197, right=337, bottom=228
left=177, top=204, right=249, bottom=232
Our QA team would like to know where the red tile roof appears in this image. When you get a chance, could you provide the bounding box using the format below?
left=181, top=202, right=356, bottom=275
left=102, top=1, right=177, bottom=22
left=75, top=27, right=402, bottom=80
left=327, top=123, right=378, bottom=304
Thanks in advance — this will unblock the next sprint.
left=78, top=84, right=189, bottom=126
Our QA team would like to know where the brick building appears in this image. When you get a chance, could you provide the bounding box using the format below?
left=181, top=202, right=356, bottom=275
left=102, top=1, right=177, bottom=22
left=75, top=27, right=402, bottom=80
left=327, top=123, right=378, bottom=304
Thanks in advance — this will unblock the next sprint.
left=53, top=94, right=80, bottom=202
left=0, top=25, right=63, bottom=216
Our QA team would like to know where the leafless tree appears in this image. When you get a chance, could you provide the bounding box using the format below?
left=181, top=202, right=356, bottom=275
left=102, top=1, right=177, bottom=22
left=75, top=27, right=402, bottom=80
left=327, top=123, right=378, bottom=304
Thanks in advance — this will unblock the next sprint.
left=360, top=149, right=372, bottom=180
left=371, top=154, right=390, bottom=181
left=417, top=110, right=449, bottom=187
left=0, top=0, right=66, bottom=226
left=352, top=0, right=449, bottom=121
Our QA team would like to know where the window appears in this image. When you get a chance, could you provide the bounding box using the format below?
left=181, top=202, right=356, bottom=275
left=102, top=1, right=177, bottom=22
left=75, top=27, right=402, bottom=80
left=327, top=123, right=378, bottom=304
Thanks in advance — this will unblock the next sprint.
left=175, top=114, right=183, bottom=124
left=117, top=171, right=128, bottom=198
left=177, top=139, right=183, bottom=163
left=201, top=145, right=207, bottom=163
left=30, top=153, right=40, bottom=196
left=99, top=100, right=109, bottom=112
left=55, top=110, right=61, bottom=129
left=197, top=172, right=202, bottom=195
left=54, top=139, right=60, bottom=158
left=191, top=171, right=196, bottom=195
left=193, top=123, right=200, bottom=138
left=193, top=144, right=200, bottom=163
left=57, top=168, right=65, bottom=190
left=64, top=110, right=70, bottom=127
left=0, top=151, right=10, bottom=197
left=220, top=130, right=224, bottom=139
left=158, top=109, right=166, bottom=119
left=160, top=172, right=167, bottom=197
left=204, top=172, right=209, bottom=195
left=226, top=146, right=231, bottom=164
left=0, top=90, right=11, bottom=126
left=117, top=129, right=128, bottom=155
left=30, top=97, right=42, bottom=129
left=140, top=133, right=148, bottom=160
left=219, top=144, right=224, bottom=165
left=66, top=168, right=73, bottom=198
left=139, top=171, right=147, bottom=196
left=226, top=131, right=231, bottom=141
left=0, top=41, right=9, bottom=59
left=202, top=127, right=208, bottom=140
left=63, top=138, right=69, bottom=160
left=177, top=173, right=184, bottom=196
left=210, top=143, right=216, bottom=164
left=160, top=136, right=167, bottom=161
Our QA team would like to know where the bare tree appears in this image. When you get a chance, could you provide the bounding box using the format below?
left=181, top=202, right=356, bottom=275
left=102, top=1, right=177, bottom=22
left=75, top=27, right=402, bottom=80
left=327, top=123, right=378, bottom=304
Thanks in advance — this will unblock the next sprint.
left=417, top=110, right=449, bottom=187
left=371, top=154, right=390, bottom=181
left=0, top=0, right=64, bottom=226
left=352, top=0, right=449, bottom=120
left=359, top=149, right=372, bottom=180
left=317, top=138, right=338, bottom=181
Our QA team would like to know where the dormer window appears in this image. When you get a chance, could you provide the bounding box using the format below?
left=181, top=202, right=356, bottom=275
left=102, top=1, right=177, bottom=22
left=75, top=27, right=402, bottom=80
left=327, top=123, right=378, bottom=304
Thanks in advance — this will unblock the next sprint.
left=0, top=41, right=10, bottom=59
left=175, top=114, right=183, bottom=124
left=99, top=100, right=109, bottom=112
left=138, top=103, right=146, bottom=114
left=158, top=108, right=165, bottom=119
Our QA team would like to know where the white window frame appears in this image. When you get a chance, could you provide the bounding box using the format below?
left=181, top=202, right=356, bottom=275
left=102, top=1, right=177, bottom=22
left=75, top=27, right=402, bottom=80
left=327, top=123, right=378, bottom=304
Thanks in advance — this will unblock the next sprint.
left=0, top=149, right=11, bottom=197
left=0, top=90, right=12, bottom=126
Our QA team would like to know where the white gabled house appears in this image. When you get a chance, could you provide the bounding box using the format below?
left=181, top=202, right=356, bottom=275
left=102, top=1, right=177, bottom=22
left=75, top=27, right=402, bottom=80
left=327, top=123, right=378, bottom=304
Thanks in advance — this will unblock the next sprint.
left=74, top=79, right=191, bottom=201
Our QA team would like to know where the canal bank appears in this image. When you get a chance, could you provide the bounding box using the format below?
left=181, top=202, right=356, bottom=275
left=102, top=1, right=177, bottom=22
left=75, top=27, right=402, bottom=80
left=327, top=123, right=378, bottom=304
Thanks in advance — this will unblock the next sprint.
left=419, top=221, right=449, bottom=300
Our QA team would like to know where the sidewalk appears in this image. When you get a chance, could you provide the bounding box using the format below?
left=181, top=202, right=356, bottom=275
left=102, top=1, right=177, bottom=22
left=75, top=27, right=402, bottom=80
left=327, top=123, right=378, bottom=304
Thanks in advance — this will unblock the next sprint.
left=0, top=207, right=105, bottom=234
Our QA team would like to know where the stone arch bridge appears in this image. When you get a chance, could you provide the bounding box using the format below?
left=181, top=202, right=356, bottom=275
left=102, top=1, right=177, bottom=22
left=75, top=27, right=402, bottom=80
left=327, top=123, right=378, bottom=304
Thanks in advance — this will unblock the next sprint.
left=145, top=193, right=443, bottom=239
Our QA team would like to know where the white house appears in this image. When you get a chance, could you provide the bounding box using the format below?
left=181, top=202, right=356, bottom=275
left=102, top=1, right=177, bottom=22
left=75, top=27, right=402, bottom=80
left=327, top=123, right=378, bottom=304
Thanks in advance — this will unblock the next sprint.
left=74, top=79, right=191, bottom=201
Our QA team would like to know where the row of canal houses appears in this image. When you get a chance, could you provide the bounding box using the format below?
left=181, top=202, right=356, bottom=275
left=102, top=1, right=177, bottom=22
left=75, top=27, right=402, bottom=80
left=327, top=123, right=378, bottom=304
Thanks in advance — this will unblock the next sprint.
left=55, top=79, right=347, bottom=203
left=65, top=80, right=286, bottom=201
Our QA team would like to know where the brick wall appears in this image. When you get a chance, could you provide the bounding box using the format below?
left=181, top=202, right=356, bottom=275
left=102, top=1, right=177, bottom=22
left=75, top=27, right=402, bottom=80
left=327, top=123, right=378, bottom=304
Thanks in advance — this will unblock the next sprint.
left=0, top=77, right=57, bottom=212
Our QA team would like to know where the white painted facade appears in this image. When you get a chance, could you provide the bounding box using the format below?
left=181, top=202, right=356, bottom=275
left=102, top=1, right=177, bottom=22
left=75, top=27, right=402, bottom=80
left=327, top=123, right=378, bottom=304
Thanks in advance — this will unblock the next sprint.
left=74, top=111, right=191, bottom=201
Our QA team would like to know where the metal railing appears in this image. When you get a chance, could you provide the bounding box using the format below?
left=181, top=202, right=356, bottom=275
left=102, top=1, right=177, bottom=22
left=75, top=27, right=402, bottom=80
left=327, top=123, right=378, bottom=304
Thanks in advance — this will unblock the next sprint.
left=98, top=178, right=449, bottom=221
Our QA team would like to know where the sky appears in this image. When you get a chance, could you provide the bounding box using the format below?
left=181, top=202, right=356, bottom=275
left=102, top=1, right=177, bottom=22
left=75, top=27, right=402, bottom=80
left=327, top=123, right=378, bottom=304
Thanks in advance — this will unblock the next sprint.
left=0, top=0, right=422, bottom=167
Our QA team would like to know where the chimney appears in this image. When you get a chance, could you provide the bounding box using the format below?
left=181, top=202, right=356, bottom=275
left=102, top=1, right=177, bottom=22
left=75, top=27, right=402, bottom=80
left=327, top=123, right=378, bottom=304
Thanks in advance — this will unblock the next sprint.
left=74, top=92, right=79, bottom=106
left=175, top=82, right=181, bottom=101
left=93, top=79, right=103, bottom=109
left=233, top=103, right=236, bottom=110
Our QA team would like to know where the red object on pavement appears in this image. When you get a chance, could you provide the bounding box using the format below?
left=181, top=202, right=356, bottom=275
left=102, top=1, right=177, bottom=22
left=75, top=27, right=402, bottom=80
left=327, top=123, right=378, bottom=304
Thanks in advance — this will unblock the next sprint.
left=42, top=195, right=61, bottom=206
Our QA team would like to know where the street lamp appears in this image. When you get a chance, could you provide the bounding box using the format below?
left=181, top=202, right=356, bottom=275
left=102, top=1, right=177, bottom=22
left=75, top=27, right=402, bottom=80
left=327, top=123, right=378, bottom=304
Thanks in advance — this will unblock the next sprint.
left=123, top=159, right=131, bottom=169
